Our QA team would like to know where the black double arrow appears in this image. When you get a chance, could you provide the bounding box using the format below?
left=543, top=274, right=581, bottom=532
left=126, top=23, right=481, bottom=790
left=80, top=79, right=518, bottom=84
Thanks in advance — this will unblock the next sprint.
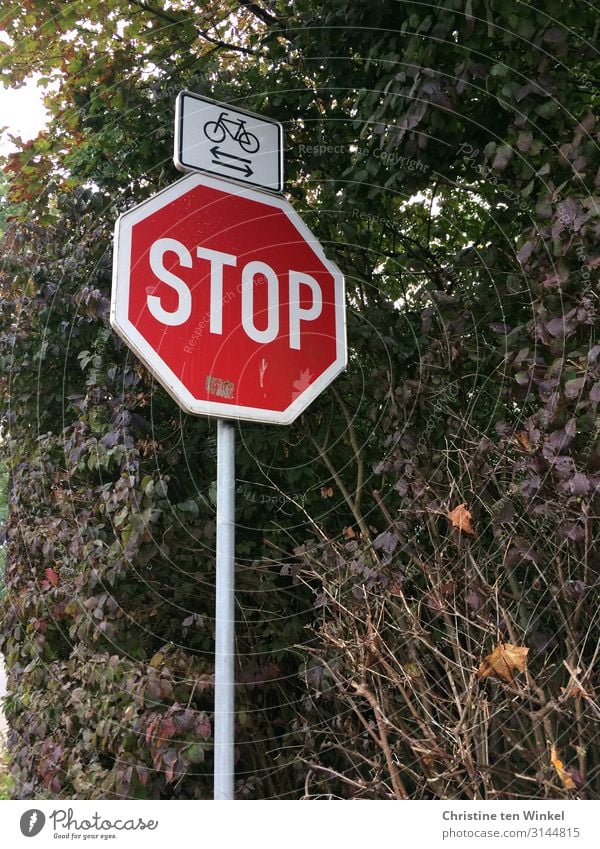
left=210, top=146, right=254, bottom=177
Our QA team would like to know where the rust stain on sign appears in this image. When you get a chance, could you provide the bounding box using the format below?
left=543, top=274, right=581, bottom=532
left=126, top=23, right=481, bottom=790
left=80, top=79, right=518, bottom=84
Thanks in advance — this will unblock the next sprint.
left=206, top=375, right=235, bottom=400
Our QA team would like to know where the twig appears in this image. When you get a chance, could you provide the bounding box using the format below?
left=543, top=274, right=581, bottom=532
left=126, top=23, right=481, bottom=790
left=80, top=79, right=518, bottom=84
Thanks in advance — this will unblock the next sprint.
left=308, top=431, right=371, bottom=540
left=332, top=387, right=365, bottom=516
left=351, top=680, right=409, bottom=799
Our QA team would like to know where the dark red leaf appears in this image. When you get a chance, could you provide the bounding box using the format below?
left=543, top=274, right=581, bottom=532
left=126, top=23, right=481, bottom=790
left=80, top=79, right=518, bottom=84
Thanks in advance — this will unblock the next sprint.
left=45, top=568, right=59, bottom=587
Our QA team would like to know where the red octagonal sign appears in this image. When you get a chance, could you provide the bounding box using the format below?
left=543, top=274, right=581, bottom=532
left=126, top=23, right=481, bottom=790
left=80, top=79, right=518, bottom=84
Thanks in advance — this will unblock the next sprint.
left=111, top=173, right=346, bottom=424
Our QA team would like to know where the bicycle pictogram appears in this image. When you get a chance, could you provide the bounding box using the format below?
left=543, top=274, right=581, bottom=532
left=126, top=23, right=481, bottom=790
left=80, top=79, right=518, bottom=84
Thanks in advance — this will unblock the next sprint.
left=203, top=112, right=260, bottom=153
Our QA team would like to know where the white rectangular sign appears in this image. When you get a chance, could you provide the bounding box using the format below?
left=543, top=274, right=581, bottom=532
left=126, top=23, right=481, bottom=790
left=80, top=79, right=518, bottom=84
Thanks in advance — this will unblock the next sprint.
left=174, top=91, right=283, bottom=193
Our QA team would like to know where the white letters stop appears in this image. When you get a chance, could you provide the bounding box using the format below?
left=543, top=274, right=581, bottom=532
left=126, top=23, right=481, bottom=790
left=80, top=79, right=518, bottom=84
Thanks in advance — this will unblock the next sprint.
left=147, top=238, right=322, bottom=350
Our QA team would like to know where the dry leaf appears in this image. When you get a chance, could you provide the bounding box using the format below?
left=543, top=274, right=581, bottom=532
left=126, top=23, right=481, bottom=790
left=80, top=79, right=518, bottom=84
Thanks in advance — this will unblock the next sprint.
left=320, top=486, right=333, bottom=499
left=476, top=643, right=529, bottom=683
left=560, top=663, right=591, bottom=702
left=343, top=526, right=356, bottom=539
left=560, top=684, right=589, bottom=701
left=123, top=704, right=136, bottom=722
left=515, top=431, right=532, bottom=451
left=447, top=503, right=476, bottom=535
left=550, top=745, right=576, bottom=790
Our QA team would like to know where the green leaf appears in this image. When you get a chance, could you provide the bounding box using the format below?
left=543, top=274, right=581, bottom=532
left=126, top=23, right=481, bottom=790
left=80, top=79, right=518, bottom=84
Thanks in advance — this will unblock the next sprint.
left=186, top=743, right=207, bottom=764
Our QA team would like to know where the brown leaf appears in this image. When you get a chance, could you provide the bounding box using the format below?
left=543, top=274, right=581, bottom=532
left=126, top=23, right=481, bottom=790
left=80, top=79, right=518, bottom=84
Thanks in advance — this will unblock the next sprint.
left=515, top=431, right=532, bottom=451
left=447, top=503, right=476, bottom=535
left=343, top=526, right=356, bottom=539
left=561, top=684, right=588, bottom=701
left=476, top=643, right=529, bottom=683
left=550, top=745, right=576, bottom=790
left=320, top=486, right=333, bottom=499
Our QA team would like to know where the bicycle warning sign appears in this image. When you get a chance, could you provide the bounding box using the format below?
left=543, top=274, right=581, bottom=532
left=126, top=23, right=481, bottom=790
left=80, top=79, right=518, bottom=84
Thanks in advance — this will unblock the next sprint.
left=174, top=91, right=283, bottom=193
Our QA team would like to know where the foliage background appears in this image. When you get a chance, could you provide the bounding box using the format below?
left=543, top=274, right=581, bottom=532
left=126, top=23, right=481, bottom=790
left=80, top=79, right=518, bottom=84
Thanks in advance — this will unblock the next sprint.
left=0, top=0, right=598, bottom=799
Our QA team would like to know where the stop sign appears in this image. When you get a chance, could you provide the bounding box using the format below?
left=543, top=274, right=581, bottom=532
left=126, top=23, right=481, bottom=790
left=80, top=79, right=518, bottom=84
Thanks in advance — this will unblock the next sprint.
left=111, top=173, right=346, bottom=424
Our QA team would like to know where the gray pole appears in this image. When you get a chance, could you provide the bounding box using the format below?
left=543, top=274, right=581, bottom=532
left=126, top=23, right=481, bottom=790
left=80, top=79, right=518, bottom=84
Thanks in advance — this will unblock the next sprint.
left=214, top=418, right=236, bottom=800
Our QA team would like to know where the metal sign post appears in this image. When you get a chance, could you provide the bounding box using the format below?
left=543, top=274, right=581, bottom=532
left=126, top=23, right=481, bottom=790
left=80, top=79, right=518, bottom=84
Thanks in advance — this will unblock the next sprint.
left=214, top=419, right=236, bottom=800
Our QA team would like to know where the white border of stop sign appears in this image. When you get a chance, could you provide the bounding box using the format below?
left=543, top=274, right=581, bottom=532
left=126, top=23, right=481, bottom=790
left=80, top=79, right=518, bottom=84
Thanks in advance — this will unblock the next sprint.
left=111, top=173, right=347, bottom=425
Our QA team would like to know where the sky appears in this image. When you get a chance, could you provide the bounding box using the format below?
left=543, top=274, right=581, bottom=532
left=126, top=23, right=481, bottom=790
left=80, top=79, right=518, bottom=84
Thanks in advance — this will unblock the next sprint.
left=0, top=77, right=49, bottom=156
